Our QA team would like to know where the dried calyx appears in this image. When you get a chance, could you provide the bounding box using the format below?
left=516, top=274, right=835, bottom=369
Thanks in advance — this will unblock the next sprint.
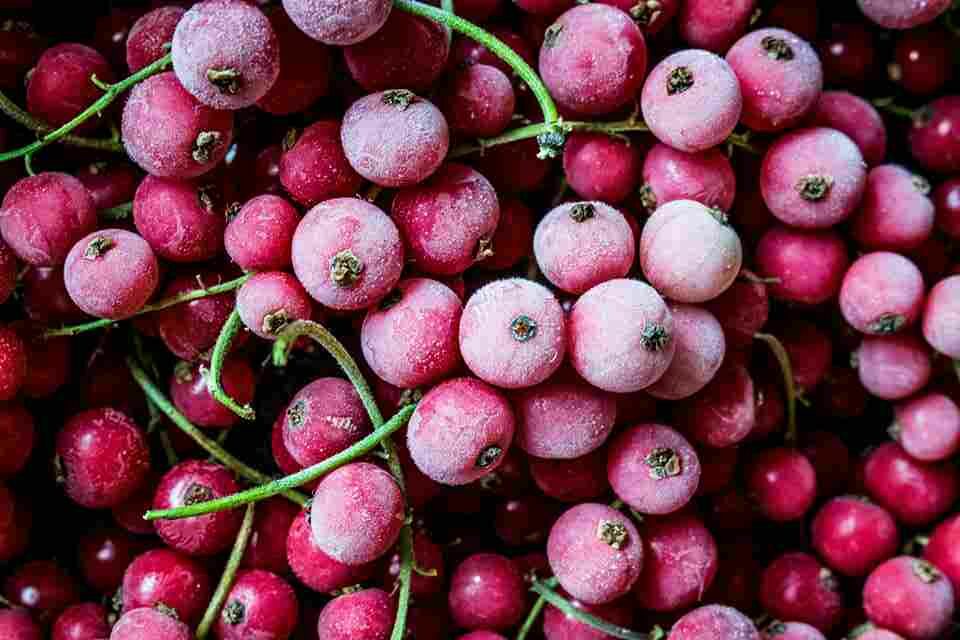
left=183, top=483, right=214, bottom=505
left=382, top=89, right=417, bottom=110
left=223, top=600, right=245, bottom=625
left=511, top=315, right=538, bottom=342
left=262, top=309, right=291, bottom=336
left=286, top=400, right=306, bottom=428
left=569, top=202, right=596, bottom=222
left=206, top=67, right=242, bottom=95
left=596, top=520, right=629, bottom=550
left=666, top=66, right=694, bottom=95
left=913, top=559, right=943, bottom=584
left=83, top=236, right=114, bottom=260
left=192, top=131, right=222, bottom=163
left=645, top=447, right=682, bottom=480
left=867, top=313, right=906, bottom=335
left=544, top=23, right=564, bottom=47
left=795, top=174, right=834, bottom=201
left=630, top=1, right=662, bottom=26
left=761, top=36, right=794, bottom=61
left=330, top=250, right=364, bottom=287
left=640, top=324, right=670, bottom=351
left=476, top=445, right=503, bottom=469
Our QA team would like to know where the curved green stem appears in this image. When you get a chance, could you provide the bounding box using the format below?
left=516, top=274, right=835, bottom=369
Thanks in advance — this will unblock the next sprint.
left=144, top=404, right=415, bottom=521
left=100, top=202, right=133, bottom=221
left=755, top=333, right=798, bottom=445
left=448, top=119, right=650, bottom=159
left=43, top=273, right=252, bottom=338
left=530, top=580, right=648, bottom=640
left=872, top=97, right=919, bottom=121
left=727, top=131, right=763, bottom=154
left=515, top=594, right=548, bottom=640
left=0, top=53, right=171, bottom=164
left=441, top=0, right=454, bottom=45
left=196, top=503, right=255, bottom=640
left=0, top=91, right=125, bottom=154
left=204, top=310, right=256, bottom=421
left=127, top=356, right=308, bottom=507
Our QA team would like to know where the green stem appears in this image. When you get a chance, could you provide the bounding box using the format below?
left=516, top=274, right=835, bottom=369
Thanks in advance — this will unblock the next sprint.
left=755, top=333, right=798, bottom=445
left=390, top=525, right=415, bottom=640
left=448, top=119, right=650, bottom=159
left=0, top=53, right=172, bottom=164
left=727, top=132, right=763, bottom=154
left=195, top=503, right=256, bottom=640
left=100, top=202, right=133, bottom=221
left=515, top=595, right=548, bottom=640
left=872, top=97, right=919, bottom=121
left=204, top=310, right=256, bottom=421
left=43, top=273, right=252, bottom=338
left=126, top=356, right=308, bottom=507
left=441, top=0, right=454, bottom=45
left=144, top=404, right=416, bottom=521
left=0, top=91, right=125, bottom=154
left=393, top=0, right=561, bottom=157
left=530, top=581, right=648, bottom=640
left=953, top=360, right=959, bottom=384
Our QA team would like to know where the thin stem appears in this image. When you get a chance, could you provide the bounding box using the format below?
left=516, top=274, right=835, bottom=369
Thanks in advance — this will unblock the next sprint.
left=873, top=97, right=918, bottom=121
left=0, top=594, right=12, bottom=608
left=23, top=153, right=34, bottom=176
left=0, top=53, right=172, bottom=164
left=0, top=91, right=125, bottom=153
left=530, top=581, right=648, bottom=640
left=43, top=273, right=252, bottom=338
left=755, top=333, right=798, bottom=445
left=390, top=525, right=415, bottom=640
left=441, top=0, right=454, bottom=45
left=515, top=595, right=548, bottom=640
left=195, top=503, right=256, bottom=640
left=127, top=356, right=308, bottom=507
left=144, top=404, right=416, bottom=521
left=727, top=132, right=763, bottom=154
left=204, top=310, right=256, bottom=421
left=953, top=360, right=959, bottom=384
left=448, top=119, right=650, bottom=159
left=100, top=202, right=133, bottom=221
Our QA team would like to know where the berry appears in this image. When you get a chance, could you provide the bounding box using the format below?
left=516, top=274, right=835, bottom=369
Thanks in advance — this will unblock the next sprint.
left=224, top=195, right=300, bottom=271
left=52, top=603, right=110, bottom=640
left=759, top=552, right=844, bottom=633
left=133, top=175, right=226, bottom=263
left=528, top=447, right=610, bottom=503
left=278, top=121, right=362, bottom=208
left=449, top=553, right=528, bottom=631
left=747, top=448, right=817, bottom=522
left=0, top=609, right=41, bottom=640
left=908, top=96, right=960, bottom=175
left=640, top=144, right=737, bottom=214
left=647, top=304, right=725, bottom=400
left=438, top=64, right=516, bottom=138
left=857, top=0, right=951, bottom=29
left=281, top=377, right=371, bottom=468
left=922, top=275, right=960, bottom=358
left=0, top=403, right=32, bottom=477
left=863, top=557, right=954, bottom=640
left=811, top=496, right=898, bottom=577
left=110, top=608, right=191, bottom=640
left=236, top=271, right=314, bottom=340
left=256, top=8, right=332, bottom=115
left=170, top=357, right=256, bottom=429
left=840, top=252, right=925, bottom=336
left=542, top=593, right=633, bottom=640
left=755, top=226, right=849, bottom=305
left=856, top=333, right=932, bottom=400
left=668, top=605, right=759, bottom=640
left=155, top=270, right=236, bottom=361
left=677, top=0, right=756, bottom=52
left=851, top=165, right=935, bottom=251
left=808, top=91, right=887, bottom=167
left=27, top=44, right=114, bottom=133
left=213, top=570, right=299, bottom=640
left=863, top=442, right=958, bottom=526
left=4, top=560, right=79, bottom=620
left=286, top=509, right=375, bottom=593
left=282, top=0, right=393, bottom=46
left=126, top=6, right=185, bottom=73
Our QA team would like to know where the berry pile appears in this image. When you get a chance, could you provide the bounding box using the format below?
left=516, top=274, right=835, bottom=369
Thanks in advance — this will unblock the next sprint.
left=0, top=1, right=958, bottom=639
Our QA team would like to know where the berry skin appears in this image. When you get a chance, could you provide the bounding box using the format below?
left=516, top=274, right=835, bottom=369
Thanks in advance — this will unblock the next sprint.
left=0, top=485, right=29, bottom=563
left=640, top=144, right=737, bottom=215
left=641, top=49, right=742, bottom=153
left=172, top=0, right=280, bottom=110
left=528, top=447, right=610, bottom=503
left=534, top=201, right=635, bottom=295
left=818, top=22, right=876, bottom=88
left=126, top=6, right=185, bottom=73
left=291, top=197, right=404, bottom=311
left=438, top=64, right=516, bottom=139
left=240, top=497, right=298, bottom=575
left=747, top=448, right=817, bottom=522
left=857, top=0, right=951, bottom=29
left=856, top=333, right=932, bottom=400
left=170, top=357, right=256, bottom=429
left=640, top=200, right=742, bottom=303
left=704, top=272, right=769, bottom=350
left=132, top=176, right=226, bottom=263
left=889, top=26, right=954, bottom=96
left=851, top=165, right=935, bottom=251
left=0, top=240, right=15, bottom=306
left=547, top=503, right=643, bottom=605
left=52, top=602, right=110, bottom=640
left=286, top=509, right=375, bottom=593
left=811, top=496, right=898, bottom=577
left=568, top=279, right=675, bottom=393
left=77, top=528, right=145, bottom=594
left=933, top=177, right=960, bottom=239
left=235, top=271, right=313, bottom=340
left=539, top=4, right=648, bottom=117
left=0, top=609, right=42, bottom=640
left=863, top=557, right=955, bottom=640
left=668, top=605, right=759, bottom=640
left=122, top=72, right=235, bottom=180
left=607, top=423, right=701, bottom=515
left=839, top=252, right=925, bottom=336
left=27, top=44, right=114, bottom=133
left=908, top=96, right=960, bottom=175
left=0, top=402, right=32, bottom=476
left=381, top=530, right=445, bottom=599
left=562, top=132, right=641, bottom=205
left=863, top=442, right=958, bottom=527
left=278, top=121, right=363, bottom=208
left=0, top=173, right=97, bottom=267
left=256, top=7, right=332, bottom=115
left=282, top=0, right=393, bottom=46
left=361, top=278, right=463, bottom=388
left=224, top=195, right=300, bottom=271
left=755, top=226, right=849, bottom=305
left=922, top=275, right=960, bottom=358
left=155, top=270, right=236, bottom=361
left=760, top=553, right=844, bottom=634
left=213, top=570, right=299, bottom=640
left=316, top=588, right=395, bottom=640
left=281, top=377, right=371, bottom=468
left=674, top=359, right=756, bottom=447
left=110, top=607, right=192, bottom=640
left=449, top=553, right=528, bottom=631
left=923, top=514, right=960, bottom=604
left=542, top=592, right=632, bottom=640
left=4, top=560, right=80, bottom=619
left=759, top=621, right=826, bottom=640
left=310, top=462, right=404, bottom=565
left=809, top=91, right=887, bottom=167
left=459, top=278, right=566, bottom=389
left=407, top=377, right=516, bottom=485
left=677, top=0, right=756, bottom=52
left=647, top=304, right=726, bottom=400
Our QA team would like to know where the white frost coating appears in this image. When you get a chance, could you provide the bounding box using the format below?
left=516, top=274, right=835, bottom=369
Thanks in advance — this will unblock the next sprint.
left=283, top=0, right=392, bottom=46
left=857, top=0, right=951, bottom=29
left=647, top=304, right=726, bottom=400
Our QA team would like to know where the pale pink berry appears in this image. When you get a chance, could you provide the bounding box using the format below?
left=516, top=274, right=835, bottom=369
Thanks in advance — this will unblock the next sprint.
left=669, top=605, right=759, bottom=640
left=808, top=90, right=887, bottom=167
left=839, top=252, right=925, bottom=335
left=857, top=0, right=951, bottom=29
left=236, top=272, right=314, bottom=340
left=647, top=304, right=726, bottom=400
left=894, top=392, right=960, bottom=462
left=856, top=334, right=932, bottom=400
left=283, top=0, right=393, bottom=46
left=922, top=275, right=960, bottom=358
left=640, top=144, right=737, bottom=214
left=851, top=165, right=935, bottom=251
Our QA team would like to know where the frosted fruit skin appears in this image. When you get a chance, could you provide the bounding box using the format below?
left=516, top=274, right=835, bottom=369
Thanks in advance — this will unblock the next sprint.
left=857, top=0, right=951, bottom=29
left=132, top=176, right=225, bottom=263
left=856, top=334, right=932, bottom=400
left=460, top=278, right=566, bottom=389
left=236, top=272, right=313, bottom=340
left=212, top=570, right=298, bottom=640
left=607, top=423, right=701, bottom=515
left=547, top=503, right=643, bottom=604
left=674, top=359, right=755, bottom=447
left=640, top=200, right=742, bottom=303
left=760, top=127, right=867, bottom=229
left=291, top=198, right=404, bottom=311
left=755, top=226, right=849, bottom=304
left=438, top=64, right=516, bottom=138
left=172, top=0, right=280, bottom=110
left=282, top=0, right=392, bottom=46
left=279, top=121, right=363, bottom=208
left=282, top=377, right=371, bottom=468
left=529, top=447, right=610, bottom=503
left=539, top=4, right=648, bottom=117
left=309, top=462, right=404, bottom=565
left=286, top=510, right=375, bottom=593
left=851, top=165, right=935, bottom=251
left=0, top=173, right=96, bottom=267
left=568, top=279, right=675, bottom=393
left=534, top=201, right=635, bottom=295
left=863, top=557, right=955, bottom=640
left=922, top=275, right=960, bottom=358
left=126, top=6, right=185, bottom=73
left=448, top=554, right=526, bottom=631
left=677, top=0, right=756, bottom=52
left=64, top=230, right=159, bottom=320
left=26, top=43, right=114, bottom=133
left=361, top=278, right=463, bottom=389
left=0, top=327, right=26, bottom=402
left=562, top=133, right=641, bottom=204
left=641, top=49, right=742, bottom=153
left=511, top=369, right=617, bottom=459
left=641, top=144, right=737, bottom=213
left=894, top=393, right=960, bottom=462
left=811, top=496, right=899, bottom=577
left=808, top=91, right=887, bottom=167
left=341, top=92, right=449, bottom=188
left=541, top=593, right=633, bottom=640
left=407, top=377, right=515, bottom=485
left=839, top=252, right=925, bottom=335
left=647, top=304, right=726, bottom=400
left=122, top=72, right=234, bottom=180
left=669, top=605, right=758, bottom=640
left=0, top=609, right=40, bottom=640
left=316, top=588, right=395, bottom=640
left=391, top=163, right=500, bottom=277
left=110, top=608, right=192, bottom=640
left=726, top=28, right=823, bottom=132
left=224, top=195, right=299, bottom=271
left=633, top=511, right=718, bottom=612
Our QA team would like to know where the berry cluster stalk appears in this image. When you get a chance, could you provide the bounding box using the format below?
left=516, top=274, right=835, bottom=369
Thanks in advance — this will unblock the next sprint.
left=195, top=503, right=256, bottom=639
left=204, top=310, right=256, bottom=421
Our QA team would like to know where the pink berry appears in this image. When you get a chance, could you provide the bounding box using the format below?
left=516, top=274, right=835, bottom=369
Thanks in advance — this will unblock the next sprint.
left=133, top=175, right=225, bottom=263
left=562, top=133, right=641, bottom=205
left=933, top=177, right=960, bottom=239
left=863, top=442, right=958, bottom=526
left=341, top=91, right=449, bottom=188
left=778, top=320, right=833, bottom=389
left=542, top=592, right=632, bottom=640
left=310, top=462, right=404, bottom=565
left=438, top=64, right=516, bottom=138
left=857, top=0, right=951, bottom=29
left=361, top=278, right=462, bottom=388
left=126, top=6, right=185, bottom=73
left=760, top=553, right=844, bottom=633
left=677, top=0, right=756, bottom=52
left=856, top=333, right=932, bottom=400
left=122, top=72, right=234, bottom=179
left=704, top=272, right=770, bottom=350
left=528, top=447, right=610, bottom=503
left=863, top=557, right=955, bottom=640
left=634, top=511, right=718, bottom=612
left=474, top=137, right=551, bottom=194
left=922, top=275, right=960, bottom=358
left=908, top=96, right=960, bottom=175
left=641, top=49, right=742, bottom=152
left=811, top=496, right=898, bottom=577
left=607, top=423, right=700, bottom=514
left=291, top=197, right=404, bottom=311
left=539, top=4, right=647, bottom=117
left=224, top=195, right=300, bottom=271
left=4, top=559, right=79, bottom=619
left=78, top=528, right=145, bottom=594
left=568, top=279, right=675, bottom=393
left=726, top=28, right=823, bottom=132
left=282, top=378, right=370, bottom=468
left=256, top=8, right=332, bottom=115
left=640, top=144, right=737, bottom=215
left=641, top=200, right=742, bottom=303
left=460, top=278, right=566, bottom=389
left=239, top=497, right=297, bottom=575
left=52, top=603, right=110, bottom=640
left=110, top=608, right=191, bottom=640
left=808, top=90, right=887, bottom=167
left=668, top=605, right=759, bottom=640
left=170, top=357, right=255, bottom=429
left=449, top=553, right=526, bottom=631
left=155, top=270, right=236, bottom=361
left=747, top=448, right=816, bottom=522
left=548, top=503, right=643, bottom=604
left=236, top=271, right=313, bottom=340
left=755, top=226, right=849, bottom=305
left=840, top=252, right=925, bottom=336
left=283, top=0, right=392, bottom=46
left=760, top=622, right=826, bottom=640
left=851, top=165, right=935, bottom=251
left=278, top=121, right=363, bottom=208
left=380, top=530, right=445, bottom=598
left=647, top=304, right=725, bottom=400
left=407, top=377, right=515, bottom=485
left=597, top=0, right=679, bottom=35
left=316, top=588, right=394, bottom=640
left=213, top=570, right=299, bottom=640
left=122, top=549, right=212, bottom=625
left=27, top=44, right=114, bottom=133
left=924, top=514, right=960, bottom=604
left=286, top=509, right=375, bottom=593
left=0, top=608, right=41, bottom=640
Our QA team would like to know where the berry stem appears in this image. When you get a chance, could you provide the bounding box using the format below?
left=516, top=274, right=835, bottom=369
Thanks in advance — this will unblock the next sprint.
left=441, top=0, right=454, bottom=45
left=448, top=119, right=650, bottom=159
left=126, top=355, right=309, bottom=507
left=100, top=201, right=133, bottom=220
left=195, top=502, right=255, bottom=639
left=42, top=273, right=252, bottom=338
left=204, top=309, right=256, bottom=421
left=0, top=52, right=173, bottom=164
left=872, top=97, right=918, bottom=121
left=143, top=404, right=416, bottom=521
left=754, top=332, right=798, bottom=445
left=515, top=594, right=548, bottom=640
left=530, top=580, right=648, bottom=640
left=0, top=90, right=124, bottom=153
